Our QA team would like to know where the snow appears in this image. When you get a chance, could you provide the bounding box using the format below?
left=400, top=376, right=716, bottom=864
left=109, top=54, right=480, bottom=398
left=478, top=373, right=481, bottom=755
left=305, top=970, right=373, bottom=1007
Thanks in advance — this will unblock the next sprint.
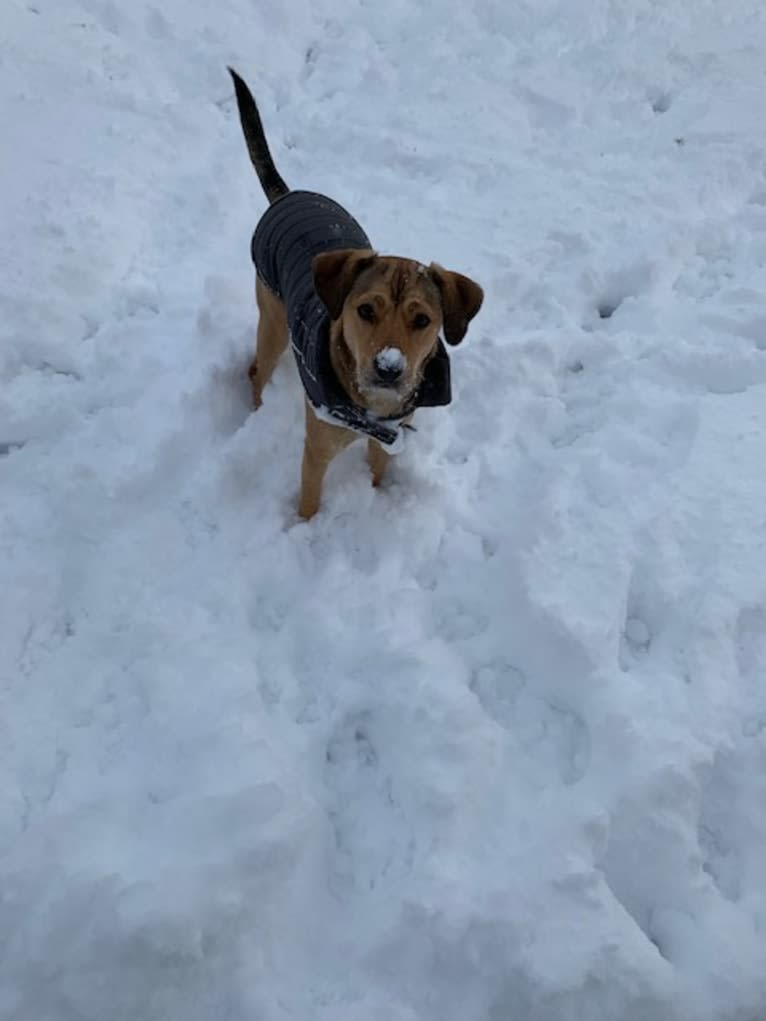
left=376, top=347, right=407, bottom=373
left=3, top=1, right=766, bottom=1018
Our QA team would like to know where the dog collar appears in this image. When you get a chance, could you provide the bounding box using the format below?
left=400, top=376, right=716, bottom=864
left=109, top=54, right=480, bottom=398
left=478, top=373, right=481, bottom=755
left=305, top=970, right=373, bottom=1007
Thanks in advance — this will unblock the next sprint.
left=310, top=402, right=408, bottom=452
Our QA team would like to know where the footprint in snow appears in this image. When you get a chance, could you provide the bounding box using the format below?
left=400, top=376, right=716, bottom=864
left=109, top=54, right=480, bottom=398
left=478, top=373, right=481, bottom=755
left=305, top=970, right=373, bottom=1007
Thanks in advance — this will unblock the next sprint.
left=701, top=311, right=766, bottom=352
left=323, top=711, right=414, bottom=893
left=582, top=260, right=655, bottom=331
left=619, top=614, right=652, bottom=670
left=695, top=608, right=766, bottom=903
left=470, top=661, right=591, bottom=786
left=650, top=92, right=673, bottom=114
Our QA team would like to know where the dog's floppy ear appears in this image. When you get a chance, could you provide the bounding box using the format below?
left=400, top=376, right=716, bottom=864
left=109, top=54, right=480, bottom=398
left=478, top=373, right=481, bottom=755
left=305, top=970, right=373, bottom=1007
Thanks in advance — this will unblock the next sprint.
left=428, top=265, right=484, bottom=345
left=312, top=248, right=376, bottom=320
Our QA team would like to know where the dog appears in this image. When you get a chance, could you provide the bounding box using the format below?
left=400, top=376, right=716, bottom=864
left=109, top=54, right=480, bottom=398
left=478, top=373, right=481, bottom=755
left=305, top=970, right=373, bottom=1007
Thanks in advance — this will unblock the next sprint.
left=228, top=68, right=484, bottom=519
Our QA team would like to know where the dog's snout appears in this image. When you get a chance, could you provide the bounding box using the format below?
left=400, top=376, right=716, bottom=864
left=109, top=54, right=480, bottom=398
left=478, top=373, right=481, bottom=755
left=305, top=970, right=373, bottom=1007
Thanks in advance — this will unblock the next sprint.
left=374, top=347, right=406, bottom=385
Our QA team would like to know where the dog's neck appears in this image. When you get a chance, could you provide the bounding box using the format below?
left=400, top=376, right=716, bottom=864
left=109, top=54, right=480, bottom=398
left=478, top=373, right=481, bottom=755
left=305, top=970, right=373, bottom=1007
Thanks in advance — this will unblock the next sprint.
left=329, top=321, right=410, bottom=420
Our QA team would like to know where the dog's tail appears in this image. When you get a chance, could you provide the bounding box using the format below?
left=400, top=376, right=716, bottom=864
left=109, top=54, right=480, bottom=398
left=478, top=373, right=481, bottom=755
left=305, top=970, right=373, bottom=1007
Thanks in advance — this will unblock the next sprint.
left=228, top=67, right=289, bottom=204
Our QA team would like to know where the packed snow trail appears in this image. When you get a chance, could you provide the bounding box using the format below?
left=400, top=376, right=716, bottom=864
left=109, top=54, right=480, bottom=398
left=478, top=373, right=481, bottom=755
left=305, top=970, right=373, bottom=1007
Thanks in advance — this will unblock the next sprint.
left=3, top=2, right=766, bottom=1019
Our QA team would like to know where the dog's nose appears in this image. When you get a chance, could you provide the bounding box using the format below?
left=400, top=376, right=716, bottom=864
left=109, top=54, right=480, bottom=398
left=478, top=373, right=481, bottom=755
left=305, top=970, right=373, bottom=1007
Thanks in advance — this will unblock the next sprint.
left=374, top=348, right=405, bottom=385
left=375, top=363, right=403, bottom=384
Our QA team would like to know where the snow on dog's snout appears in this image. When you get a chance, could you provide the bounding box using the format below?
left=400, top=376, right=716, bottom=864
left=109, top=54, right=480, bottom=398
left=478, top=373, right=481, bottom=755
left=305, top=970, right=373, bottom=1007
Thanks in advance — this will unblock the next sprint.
left=375, top=347, right=407, bottom=372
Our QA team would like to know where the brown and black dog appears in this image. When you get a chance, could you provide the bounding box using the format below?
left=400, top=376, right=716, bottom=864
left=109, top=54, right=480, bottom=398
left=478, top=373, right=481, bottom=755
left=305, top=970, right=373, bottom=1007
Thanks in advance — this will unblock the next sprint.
left=229, top=68, right=483, bottom=519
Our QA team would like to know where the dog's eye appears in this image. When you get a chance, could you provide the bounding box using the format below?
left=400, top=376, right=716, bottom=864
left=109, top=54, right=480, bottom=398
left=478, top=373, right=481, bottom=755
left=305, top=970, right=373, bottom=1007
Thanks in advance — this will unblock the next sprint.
left=412, top=313, right=431, bottom=330
left=357, top=303, right=375, bottom=322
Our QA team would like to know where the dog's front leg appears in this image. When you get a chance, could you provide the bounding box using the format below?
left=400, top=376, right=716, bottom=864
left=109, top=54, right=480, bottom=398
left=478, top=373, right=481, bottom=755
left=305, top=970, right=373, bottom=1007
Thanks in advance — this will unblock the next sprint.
left=367, top=440, right=390, bottom=488
left=299, top=402, right=356, bottom=519
left=367, top=415, right=411, bottom=488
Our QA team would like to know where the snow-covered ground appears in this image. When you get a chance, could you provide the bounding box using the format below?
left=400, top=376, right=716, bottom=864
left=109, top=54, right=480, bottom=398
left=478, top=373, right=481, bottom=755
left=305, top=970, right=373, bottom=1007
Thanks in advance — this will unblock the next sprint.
left=3, top=1, right=766, bottom=1017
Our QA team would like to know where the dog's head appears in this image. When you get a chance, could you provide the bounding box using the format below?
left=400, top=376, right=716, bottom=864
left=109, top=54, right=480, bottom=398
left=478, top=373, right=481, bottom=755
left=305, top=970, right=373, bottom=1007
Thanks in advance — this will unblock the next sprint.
left=313, top=250, right=483, bottom=413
